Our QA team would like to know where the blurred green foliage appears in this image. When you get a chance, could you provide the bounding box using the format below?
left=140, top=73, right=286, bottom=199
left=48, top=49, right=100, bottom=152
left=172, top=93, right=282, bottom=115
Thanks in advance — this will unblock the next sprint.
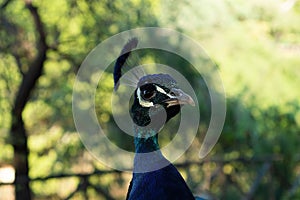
left=0, top=0, right=299, bottom=199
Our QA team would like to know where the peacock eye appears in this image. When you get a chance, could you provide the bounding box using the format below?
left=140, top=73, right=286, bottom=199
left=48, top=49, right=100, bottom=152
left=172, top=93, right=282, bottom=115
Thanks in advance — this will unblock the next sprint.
left=139, top=84, right=157, bottom=101
left=141, top=89, right=156, bottom=100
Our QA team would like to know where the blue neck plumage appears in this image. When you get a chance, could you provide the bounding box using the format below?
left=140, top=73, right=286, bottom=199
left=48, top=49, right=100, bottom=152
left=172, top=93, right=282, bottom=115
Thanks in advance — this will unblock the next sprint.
left=133, top=125, right=169, bottom=172
left=133, top=126, right=160, bottom=153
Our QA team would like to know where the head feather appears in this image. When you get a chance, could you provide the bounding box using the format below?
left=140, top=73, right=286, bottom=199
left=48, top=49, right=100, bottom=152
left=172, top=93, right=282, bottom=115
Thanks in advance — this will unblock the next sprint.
left=113, top=37, right=138, bottom=90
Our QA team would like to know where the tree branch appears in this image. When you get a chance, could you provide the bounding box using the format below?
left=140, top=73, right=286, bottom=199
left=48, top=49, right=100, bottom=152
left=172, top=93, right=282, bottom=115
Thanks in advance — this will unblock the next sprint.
left=0, top=156, right=289, bottom=186
left=12, top=1, right=48, bottom=117
left=0, top=0, right=12, bottom=10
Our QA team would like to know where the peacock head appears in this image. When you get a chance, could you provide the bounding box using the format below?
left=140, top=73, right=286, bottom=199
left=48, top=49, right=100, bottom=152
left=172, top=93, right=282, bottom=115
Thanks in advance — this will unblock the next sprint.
left=130, top=73, right=195, bottom=130
left=113, top=37, right=195, bottom=132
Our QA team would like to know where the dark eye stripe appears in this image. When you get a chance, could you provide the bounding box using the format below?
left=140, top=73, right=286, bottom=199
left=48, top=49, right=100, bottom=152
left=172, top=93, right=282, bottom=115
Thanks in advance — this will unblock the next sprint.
left=142, top=89, right=156, bottom=100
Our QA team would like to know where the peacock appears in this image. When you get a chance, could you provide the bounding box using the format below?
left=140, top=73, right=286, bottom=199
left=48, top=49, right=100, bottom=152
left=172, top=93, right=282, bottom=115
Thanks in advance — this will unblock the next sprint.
left=113, top=38, right=205, bottom=200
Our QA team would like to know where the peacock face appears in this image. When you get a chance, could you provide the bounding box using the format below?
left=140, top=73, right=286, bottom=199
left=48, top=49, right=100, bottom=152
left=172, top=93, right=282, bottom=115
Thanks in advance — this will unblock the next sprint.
left=130, top=74, right=194, bottom=128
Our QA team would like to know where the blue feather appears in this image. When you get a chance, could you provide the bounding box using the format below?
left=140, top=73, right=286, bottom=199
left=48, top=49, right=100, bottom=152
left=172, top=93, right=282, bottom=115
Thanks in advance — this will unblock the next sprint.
left=126, top=127, right=196, bottom=200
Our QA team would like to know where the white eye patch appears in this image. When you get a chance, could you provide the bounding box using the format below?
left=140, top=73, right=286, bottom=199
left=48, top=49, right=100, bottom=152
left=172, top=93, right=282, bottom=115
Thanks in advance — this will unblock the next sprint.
left=155, top=85, right=167, bottom=95
left=137, top=87, right=154, bottom=107
left=155, top=85, right=176, bottom=98
left=136, top=85, right=175, bottom=108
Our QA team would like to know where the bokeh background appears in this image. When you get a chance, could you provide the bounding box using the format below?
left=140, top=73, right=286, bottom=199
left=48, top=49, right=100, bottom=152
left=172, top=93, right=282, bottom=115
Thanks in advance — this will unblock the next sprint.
left=0, top=0, right=299, bottom=199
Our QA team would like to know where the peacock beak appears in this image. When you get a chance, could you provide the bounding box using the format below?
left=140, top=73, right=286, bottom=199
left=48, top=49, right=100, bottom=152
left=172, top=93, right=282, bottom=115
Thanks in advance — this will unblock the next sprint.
left=164, top=88, right=195, bottom=107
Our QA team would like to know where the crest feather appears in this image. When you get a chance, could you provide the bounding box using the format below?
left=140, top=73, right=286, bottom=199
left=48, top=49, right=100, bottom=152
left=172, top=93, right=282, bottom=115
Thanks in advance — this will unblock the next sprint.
left=113, top=37, right=138, bottom=90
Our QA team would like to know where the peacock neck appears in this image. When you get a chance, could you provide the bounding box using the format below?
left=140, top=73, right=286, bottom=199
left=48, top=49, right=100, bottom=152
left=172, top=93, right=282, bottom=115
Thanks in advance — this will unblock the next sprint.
left=133, top=126, right=160, bottom=153
left=133, top=125, right=169, bottom=173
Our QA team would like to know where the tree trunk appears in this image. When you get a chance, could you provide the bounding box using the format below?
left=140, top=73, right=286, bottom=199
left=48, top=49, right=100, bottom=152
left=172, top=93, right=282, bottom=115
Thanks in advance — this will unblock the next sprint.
left=11, top=116, right=31, bottom=200
left=9, top=1, right=48, bottom=199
